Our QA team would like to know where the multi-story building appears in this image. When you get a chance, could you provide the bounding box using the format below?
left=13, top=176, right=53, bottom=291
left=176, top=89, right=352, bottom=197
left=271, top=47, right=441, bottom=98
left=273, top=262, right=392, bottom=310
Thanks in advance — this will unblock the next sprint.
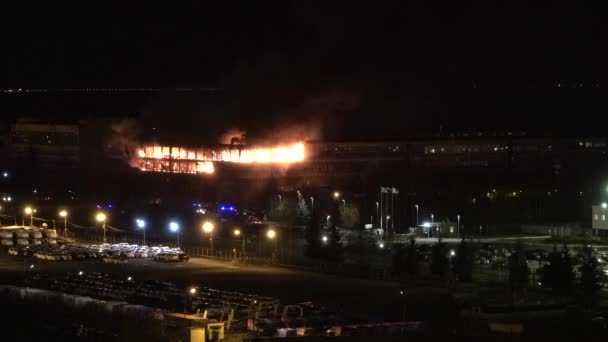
left=8, top=120, right=80, bottom=169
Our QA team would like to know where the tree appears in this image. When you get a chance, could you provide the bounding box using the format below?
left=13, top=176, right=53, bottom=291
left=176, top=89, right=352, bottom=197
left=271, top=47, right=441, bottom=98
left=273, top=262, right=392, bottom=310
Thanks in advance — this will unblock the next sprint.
left=430, top=240, right=449, bottom=276
left=296, top=197, right=311, bottom=224
left=405, top=236, right=418, bottom=276
left=508, top=241, right=530, bottom=298
left=325, top=223, right=343, bottom=261
left=580, top=245, right=603, bottom=308
left=305, top=211, right=321, bottom=258
left=540, top=244, right=575, bottom=295
left=454, top=238, right=473, bottom=282
left=540, top=245, right=561, bottom=291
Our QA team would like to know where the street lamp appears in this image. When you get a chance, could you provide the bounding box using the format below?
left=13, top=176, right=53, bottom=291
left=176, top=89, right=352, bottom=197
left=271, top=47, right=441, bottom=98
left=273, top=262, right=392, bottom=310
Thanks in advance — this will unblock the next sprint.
left=326, top=215, right=331, bottom=227
left=430, top=213, right=434, bottom=223
left=333, top=191, right=340, bottom=199
left=184, top=287, right=197, bottom=315
left=456, top=214, right=460, bottom=238
left=202, top=221, right=215, bottom=255
left=602, top=202, right=607, bottom=209
left=376, top=201, right=379, bottom=227
left=341, top=199, right=346, bottom=207
left=234, top=228, right=245, bottom=257
left=266, top=229, right=276, bottom=240
left=169, top=221, right=180, bottom=248
left=59, top=210, right=68, bottom=234
left=415, top=204, right=419, bottom=227
left=310, top=197, right=314, bottom=211
left=136, top=218, right=146, bottom=245
left=24, top=206, right=34, bottom=226
left=322, top=235, right=328, bottom=244
left=96, top=212, right=107, bottom=243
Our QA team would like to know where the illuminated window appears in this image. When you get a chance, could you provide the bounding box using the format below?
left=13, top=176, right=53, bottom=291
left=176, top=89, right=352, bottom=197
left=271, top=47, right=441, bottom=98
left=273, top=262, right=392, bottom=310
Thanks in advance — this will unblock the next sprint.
left=603, top=215, right=606, bottom=221
left=595, top=214, right=599, bottom=220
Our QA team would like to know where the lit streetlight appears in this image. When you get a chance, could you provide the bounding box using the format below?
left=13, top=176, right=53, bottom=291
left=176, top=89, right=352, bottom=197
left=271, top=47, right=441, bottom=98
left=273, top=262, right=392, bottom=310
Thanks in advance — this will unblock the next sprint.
left=341, top=199, right=346, bottom=207
left=310, top=196, right=314, bottom=211
left=602, top=202, right=607, bottom=209
left=169, top=221, right=180, bottom=248
left=456, top=214, right=460, bottom=238
left=234, top=228, right=245, bottom=257
left=202, top=221, right=215, bottom=255
left=322, top=235, right=328, bottom=244
left=430, top=213, right=434, bottom=223
left=267, top=229, right=276, bottom=240
left=333, top=191, right=340, bottom=199
left=59, top=210, right=68, bottom=234
left=326, top=215, right=331, bottom=227
left=376, top=201, right=379, bottom=227
left=24, top=206, right=34, bottom=226
left=96, top=212, right=107, bottom=243
left=414, top=204, right=419, bottom=226
left=184, top=287, right=197, bottom=315
left=136, top=218, right=146, bottom=245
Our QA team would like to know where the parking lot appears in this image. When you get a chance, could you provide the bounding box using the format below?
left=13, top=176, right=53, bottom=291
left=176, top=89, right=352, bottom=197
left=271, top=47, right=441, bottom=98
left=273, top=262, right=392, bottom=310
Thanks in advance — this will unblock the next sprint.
left=0, top=250, right=404, bottom=322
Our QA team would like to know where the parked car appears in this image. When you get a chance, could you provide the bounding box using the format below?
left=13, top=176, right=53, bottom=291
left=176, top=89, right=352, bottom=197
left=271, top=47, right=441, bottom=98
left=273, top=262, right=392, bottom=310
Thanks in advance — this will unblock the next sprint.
left=177, top=252, right=190, bottom=262
left=103, top=255, right=128, bottom=264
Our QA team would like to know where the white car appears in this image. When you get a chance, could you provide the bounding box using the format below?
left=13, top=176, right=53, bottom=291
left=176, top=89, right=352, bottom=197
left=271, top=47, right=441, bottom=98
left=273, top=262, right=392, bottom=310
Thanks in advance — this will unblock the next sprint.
left=136, top=251, right=149, bottom=258
left=125, top=250, right=136, bottom=258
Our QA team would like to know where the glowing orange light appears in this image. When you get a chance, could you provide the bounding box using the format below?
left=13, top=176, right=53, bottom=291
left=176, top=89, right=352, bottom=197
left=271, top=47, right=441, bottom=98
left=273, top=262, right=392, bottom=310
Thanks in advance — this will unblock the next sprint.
left=135, top=142, right=304, bottom=175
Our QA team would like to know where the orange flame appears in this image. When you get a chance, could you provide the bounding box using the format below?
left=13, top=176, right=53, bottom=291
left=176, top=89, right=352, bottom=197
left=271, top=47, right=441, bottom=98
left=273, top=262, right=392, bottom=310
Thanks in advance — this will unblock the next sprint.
left=135, top=142, right=305, bottom=175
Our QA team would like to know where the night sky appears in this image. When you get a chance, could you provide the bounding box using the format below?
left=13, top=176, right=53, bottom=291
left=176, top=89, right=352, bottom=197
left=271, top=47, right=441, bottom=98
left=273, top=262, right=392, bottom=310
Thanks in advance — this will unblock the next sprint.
left=0, top=2, right=605, bottom=142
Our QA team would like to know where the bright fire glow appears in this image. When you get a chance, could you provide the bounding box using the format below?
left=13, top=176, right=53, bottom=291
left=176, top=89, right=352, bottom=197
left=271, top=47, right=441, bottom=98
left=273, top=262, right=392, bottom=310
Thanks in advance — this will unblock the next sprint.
left=135, top=142, right=305, bottom=175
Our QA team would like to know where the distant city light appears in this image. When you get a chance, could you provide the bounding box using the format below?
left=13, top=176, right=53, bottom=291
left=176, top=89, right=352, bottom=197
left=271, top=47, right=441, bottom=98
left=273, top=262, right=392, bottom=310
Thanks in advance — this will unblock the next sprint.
left=2, top=171, right=8, bottom=178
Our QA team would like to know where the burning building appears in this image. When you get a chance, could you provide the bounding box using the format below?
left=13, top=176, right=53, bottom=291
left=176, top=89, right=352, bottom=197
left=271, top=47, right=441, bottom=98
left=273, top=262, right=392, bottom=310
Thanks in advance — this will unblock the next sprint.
left=135, top=142, right=306, bottom=175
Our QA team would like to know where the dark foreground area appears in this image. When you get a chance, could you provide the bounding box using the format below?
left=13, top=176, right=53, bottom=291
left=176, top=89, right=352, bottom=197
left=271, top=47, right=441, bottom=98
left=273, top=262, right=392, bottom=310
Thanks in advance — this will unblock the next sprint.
left=0, top=252, right=607, bottom=340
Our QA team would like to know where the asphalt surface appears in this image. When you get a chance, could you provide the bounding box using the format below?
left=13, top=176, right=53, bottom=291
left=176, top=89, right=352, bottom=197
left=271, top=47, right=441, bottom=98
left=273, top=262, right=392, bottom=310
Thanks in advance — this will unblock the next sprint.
left=0, top=253, right=404, bottom=321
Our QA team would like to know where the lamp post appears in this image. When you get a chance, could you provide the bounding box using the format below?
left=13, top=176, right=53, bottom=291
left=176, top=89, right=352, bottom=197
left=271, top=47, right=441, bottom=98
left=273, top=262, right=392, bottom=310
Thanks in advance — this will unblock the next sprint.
left=59, top=210, right=68, bottom=235
left=310, top=197, right=314, bottom=211
left=386, top=215, right=391, bottom=241
left=266, top=228, right=277, bottom=262
left=202, top=221, right=214, bottom=255
left=456, top=214, right=460, bottom=238
left=24, top=207, right=33, bottom=226
left=415, top=204, right=419, bottom=227
left=376, top=201, right=379, bottom=227
left=326, top=215, right=331, bottom=227
left=96, top=212, right=107, bottom=243
left=341, top=199, right=346, bottom=207
left=169, top=221, right=180, bottom=248
left=184, top=287, right=197, bottom=316
left=234, top=228, right=245, bottom=257
left=136, top=218, right=146, bottom=245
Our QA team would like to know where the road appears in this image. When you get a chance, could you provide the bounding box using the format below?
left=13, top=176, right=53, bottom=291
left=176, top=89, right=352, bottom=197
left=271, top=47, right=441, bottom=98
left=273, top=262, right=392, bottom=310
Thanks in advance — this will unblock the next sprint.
left=415, top=236, right=550, bottom=244
left=0, top=254, right=407, bottom=321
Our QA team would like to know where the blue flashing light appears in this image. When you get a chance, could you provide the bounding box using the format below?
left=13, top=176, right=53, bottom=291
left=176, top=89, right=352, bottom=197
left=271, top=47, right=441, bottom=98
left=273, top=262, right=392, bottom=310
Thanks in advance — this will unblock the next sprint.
left=107, top=203, right=113, bottom=208
left=220, top=206, right=226, bottom=211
